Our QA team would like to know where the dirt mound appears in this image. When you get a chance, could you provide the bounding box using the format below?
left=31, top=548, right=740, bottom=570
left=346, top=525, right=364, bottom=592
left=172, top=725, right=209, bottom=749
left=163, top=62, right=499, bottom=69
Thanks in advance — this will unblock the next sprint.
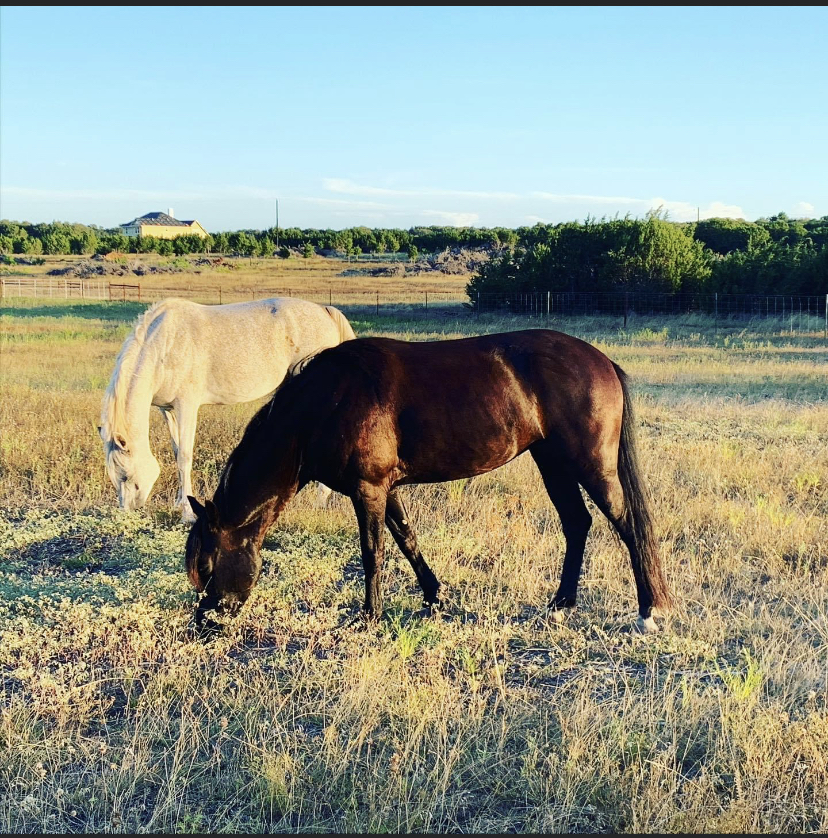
left=420, top=247, right=491, bottom=275
left=49, top=259, right=197, bottom=278
left=338, top=248, right=490, bottom=278
left=49, top=261, right=122, bottom=278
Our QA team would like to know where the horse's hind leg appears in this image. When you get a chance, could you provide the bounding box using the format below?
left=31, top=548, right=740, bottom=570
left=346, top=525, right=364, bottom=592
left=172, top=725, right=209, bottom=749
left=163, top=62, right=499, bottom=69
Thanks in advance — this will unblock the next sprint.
left=160, top=407, right=180, bottom=461
left=530, top=444, right=592, bottom=619
left=314, top=483, right=333, bottom=508
left=384, top=489, right=441, bottom=609
left=580, top=470, right=665, bottom=633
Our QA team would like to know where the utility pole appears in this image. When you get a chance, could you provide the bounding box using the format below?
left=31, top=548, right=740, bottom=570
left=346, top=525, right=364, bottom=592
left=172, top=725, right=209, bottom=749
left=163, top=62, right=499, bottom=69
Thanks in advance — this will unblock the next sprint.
left=275, top=199, right=280, bottom=250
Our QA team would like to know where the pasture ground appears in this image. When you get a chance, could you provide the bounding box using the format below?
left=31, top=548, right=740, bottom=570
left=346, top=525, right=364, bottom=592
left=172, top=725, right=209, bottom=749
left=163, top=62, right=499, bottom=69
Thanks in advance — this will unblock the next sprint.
left=0, top=253, right=470, bottom=304
left=1, top=295, right=827, bottom=833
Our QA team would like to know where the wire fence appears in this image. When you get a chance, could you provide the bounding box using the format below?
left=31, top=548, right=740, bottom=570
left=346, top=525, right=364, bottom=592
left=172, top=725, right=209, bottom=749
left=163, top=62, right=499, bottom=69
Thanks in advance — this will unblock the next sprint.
left=2, top=277, right=827, bottom=336
left=0, top=276, right=468, bottom=314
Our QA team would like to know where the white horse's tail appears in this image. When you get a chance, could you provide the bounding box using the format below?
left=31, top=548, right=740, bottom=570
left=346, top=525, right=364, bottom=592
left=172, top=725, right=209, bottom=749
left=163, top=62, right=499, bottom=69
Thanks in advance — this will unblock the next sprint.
left=324, top=305, right=357, bottom=343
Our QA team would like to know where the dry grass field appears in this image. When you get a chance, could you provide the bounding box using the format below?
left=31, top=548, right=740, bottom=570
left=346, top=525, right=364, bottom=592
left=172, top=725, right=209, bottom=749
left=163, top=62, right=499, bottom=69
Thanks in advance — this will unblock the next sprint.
left=0, top=253, right=470, bottom=307
left=1, top=293, right=827, bottom=833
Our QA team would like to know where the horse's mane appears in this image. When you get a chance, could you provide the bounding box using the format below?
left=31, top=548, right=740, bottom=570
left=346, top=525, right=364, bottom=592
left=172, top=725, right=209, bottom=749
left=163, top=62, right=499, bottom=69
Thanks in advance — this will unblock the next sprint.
left=215, top=371, right=312, bottom=505
left=100, top=299, right=173, bottom=443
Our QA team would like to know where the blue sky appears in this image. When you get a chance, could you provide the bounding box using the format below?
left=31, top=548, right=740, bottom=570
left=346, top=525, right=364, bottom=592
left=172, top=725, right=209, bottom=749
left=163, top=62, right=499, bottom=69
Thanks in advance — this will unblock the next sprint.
left=1, top=6, right=826, bottom=232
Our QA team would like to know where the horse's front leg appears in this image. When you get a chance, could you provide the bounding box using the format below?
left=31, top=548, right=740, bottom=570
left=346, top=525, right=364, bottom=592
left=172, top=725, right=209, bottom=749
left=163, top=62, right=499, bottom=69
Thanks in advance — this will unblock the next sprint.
left=173, top=400, right=200, bottom=524
left=385, top=489, right=441, bottom=609
left=351, top=482, right=388, bottom=621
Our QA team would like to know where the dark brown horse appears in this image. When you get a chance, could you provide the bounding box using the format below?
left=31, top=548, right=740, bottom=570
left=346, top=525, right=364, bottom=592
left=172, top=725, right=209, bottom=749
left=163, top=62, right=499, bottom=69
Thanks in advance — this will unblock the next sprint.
left=185, top=329, right=671, bottom=634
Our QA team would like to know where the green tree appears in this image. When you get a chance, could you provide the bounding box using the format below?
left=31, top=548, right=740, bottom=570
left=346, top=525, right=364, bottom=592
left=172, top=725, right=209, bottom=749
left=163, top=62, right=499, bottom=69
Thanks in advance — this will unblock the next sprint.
left=69, top=230, right=98, bottom=255
left=229, top=231, right=257, bottom=256
left=42, top=230, right=71, bottom=255
left=694, top=217, right=769, bottom=255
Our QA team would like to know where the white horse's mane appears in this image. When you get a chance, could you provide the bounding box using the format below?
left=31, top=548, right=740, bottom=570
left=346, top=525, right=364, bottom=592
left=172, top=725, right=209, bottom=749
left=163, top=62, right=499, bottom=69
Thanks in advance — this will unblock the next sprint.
left=100, top=299, right=171, bottom=443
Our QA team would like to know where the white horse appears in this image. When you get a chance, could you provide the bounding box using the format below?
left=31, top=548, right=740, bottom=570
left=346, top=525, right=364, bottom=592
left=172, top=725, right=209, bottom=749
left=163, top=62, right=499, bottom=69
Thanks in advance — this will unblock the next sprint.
left=100, top=296, right=356, bottom=522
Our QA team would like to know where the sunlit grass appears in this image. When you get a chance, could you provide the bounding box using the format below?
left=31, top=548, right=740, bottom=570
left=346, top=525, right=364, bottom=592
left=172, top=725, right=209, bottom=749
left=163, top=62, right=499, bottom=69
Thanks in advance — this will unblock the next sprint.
left=1, top=299, right=827, bottom=832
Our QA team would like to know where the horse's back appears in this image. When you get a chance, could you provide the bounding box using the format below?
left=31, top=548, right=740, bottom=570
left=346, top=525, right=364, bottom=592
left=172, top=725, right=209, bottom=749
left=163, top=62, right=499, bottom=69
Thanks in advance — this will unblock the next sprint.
left=302, top=330, right=623, bottom=484
left=148, top=297, right=352, bottom=406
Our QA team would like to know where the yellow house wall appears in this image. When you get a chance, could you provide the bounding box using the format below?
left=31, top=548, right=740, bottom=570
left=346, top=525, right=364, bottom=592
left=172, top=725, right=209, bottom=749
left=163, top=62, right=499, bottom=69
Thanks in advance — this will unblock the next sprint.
left=136, top=223, right=208, bottom=240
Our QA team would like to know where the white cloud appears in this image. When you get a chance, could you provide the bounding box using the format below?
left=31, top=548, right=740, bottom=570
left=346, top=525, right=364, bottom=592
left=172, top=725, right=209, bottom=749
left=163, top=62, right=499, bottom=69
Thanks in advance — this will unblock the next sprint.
left=532, top=191, right=744, bottom=222
left=792, top=201, right=815, bottom=218
left=421, top=210, right=480, bottom=226
left=324, top=178, right=519, bottom=201
left=661, top=200, right=744, bottom=222
left=294, top=196, right=390, bottom=211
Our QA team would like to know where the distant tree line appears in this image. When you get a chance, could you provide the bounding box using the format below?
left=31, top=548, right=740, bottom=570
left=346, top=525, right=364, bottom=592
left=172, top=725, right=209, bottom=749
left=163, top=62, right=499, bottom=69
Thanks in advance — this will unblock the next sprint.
left=0, top=221, right=518, bottom=261
left=468, top=211, right=828, bottom=297
left=1, top=212, right=825, bottom=295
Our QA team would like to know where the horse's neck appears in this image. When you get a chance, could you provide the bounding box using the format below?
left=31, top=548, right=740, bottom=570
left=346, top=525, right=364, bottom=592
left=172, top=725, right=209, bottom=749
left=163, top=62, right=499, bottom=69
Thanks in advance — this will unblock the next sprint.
left=110, top=336, right=162, bottom=451
left=216, top=430, right=303, bottom=537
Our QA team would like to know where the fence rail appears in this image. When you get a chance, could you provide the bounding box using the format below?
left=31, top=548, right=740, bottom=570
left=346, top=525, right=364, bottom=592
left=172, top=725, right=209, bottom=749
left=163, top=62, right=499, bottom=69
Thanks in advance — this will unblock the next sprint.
left=2, top=278, right=827, bottom=336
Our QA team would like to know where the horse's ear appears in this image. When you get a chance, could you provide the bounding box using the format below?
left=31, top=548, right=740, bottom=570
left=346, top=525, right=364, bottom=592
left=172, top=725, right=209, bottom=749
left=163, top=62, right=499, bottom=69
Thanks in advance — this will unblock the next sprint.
left=188, top=497, right=218, bottom=527
left=188, top=496, right=206, bottom=518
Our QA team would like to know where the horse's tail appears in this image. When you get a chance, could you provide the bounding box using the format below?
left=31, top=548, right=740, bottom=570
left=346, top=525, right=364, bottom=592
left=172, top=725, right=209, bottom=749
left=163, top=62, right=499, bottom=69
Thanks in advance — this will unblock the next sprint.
left=613, top=362, right=672, bottom=612
left=324, top=305, right=357, bottom=343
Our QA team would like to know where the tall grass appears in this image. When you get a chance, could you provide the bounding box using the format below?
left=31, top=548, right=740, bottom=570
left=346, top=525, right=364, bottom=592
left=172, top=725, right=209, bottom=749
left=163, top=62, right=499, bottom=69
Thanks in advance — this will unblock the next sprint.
left=1, top=300, right=827, bottom=832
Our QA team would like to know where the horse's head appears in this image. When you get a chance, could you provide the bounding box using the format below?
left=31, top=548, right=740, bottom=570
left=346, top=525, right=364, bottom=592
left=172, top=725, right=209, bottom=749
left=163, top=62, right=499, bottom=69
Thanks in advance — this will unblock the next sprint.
left=100, top=427, right=161, bottom=510
left=185, top=496, right=262, bottom=624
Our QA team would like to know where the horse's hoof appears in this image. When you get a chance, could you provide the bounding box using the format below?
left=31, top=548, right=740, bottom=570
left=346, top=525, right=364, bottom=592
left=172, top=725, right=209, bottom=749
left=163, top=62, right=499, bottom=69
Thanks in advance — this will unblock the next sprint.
left=549, top=608, right=567, bottom=625
left=635, top=615, right=658, bottom=634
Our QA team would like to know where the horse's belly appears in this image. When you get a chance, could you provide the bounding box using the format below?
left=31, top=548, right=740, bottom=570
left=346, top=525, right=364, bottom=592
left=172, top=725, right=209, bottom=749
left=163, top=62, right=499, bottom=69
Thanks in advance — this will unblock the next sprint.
left=398, top=411, right=539, bottom=483
left=202, top=357, right=290, bottom=404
